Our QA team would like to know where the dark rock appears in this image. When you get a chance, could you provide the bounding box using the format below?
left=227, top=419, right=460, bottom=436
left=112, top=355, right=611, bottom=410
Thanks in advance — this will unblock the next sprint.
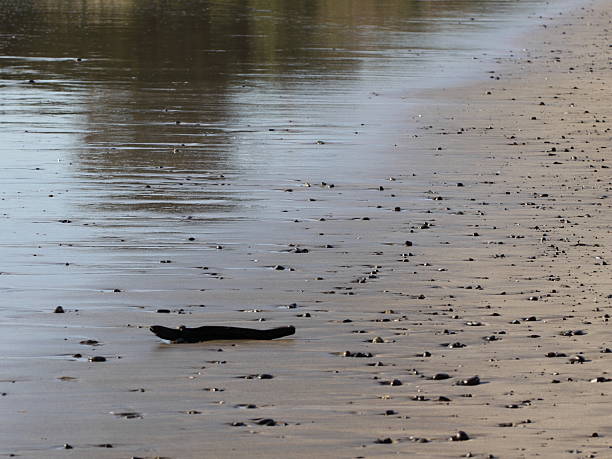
left=253, top=418, right=277, bottom=426
left=450, top=431, right=470, bottom=441
left=342, top=351, right=373, bottom=358
left=374, top=438, right=393, bottom=444
left=568, top=354, right=586, bottom=364
left=457, top=376, right=480, bottom=386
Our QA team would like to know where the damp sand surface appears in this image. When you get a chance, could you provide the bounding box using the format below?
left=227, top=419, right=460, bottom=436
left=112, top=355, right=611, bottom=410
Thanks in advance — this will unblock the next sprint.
left=1, top=0, right=611, bottom=458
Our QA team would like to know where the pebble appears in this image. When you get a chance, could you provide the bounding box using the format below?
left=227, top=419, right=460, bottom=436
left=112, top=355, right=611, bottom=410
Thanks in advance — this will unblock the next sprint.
left=409, top=436, right=429, bottom=443
left=457, top=376, right=480, bottom=386
left=379, top=379, right=402, bottom=386
left=89, top=356, right=106, bottom=362
left=242, top=374, right=274, bottom=380
left=560, top=330, right=586, bottom=336
left=568, top=354, right=586, bottom=364
left=545, top=352, right=567, bottom=358
left=342, top=351, right=373, bottom=358
left=253, top=418, right=277, bottom=426
left=111, top=411, right=142, bottom=419
left=431, top=373, right=451, bottom=380
left=590, top=376, right=611, bottom=383
left=450, top=431, right=470, bottom=441
left=445, top=342, right=466, bottom=349
left=374, top=437, right=393, bottom=444
left=53, top=306, right=65, bottom=313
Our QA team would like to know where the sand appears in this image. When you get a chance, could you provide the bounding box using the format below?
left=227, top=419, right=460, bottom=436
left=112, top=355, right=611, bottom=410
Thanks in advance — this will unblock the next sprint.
left=1, top=0, right=610, bottom=458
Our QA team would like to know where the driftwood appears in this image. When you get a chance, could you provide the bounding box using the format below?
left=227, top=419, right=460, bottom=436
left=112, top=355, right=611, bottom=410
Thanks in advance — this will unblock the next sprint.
left=150, top=324, right=296, bottom=343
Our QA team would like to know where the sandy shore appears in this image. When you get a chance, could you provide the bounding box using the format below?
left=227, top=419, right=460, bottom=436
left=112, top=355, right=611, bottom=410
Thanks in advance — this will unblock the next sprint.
left=1, top=0, right=610, bottom=458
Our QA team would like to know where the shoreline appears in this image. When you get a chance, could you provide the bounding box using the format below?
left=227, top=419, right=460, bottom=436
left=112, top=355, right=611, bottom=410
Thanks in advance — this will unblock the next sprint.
left=1, top=0, right=610, bottom=457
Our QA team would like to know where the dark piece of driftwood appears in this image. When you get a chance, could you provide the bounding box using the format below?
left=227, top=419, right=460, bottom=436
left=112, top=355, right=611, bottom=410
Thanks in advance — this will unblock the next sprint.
left=150, top=324, right=296, bottom=343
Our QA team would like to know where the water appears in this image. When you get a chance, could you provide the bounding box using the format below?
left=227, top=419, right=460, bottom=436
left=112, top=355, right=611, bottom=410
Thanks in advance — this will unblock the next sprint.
left=0, top=0, right=549, bottom=311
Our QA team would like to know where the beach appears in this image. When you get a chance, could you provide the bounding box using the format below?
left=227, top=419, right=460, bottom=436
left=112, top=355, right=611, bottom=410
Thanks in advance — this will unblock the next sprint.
left=0, top=0, right=610, bottom=457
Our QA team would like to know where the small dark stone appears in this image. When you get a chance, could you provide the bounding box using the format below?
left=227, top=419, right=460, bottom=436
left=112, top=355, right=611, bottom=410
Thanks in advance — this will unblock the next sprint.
left=274, top=265, right=285, bottom=271
left=342, top=351, right=373, bottom=358
left=438, top=396, right=451, bottom=402
left=54, top=306, right=65, bottom=313
left=568, top=354, right=586, bottom=364
left=254, top=418, right=277, bottom=426
left=457, top=376, right=480, bottom=386
left=374, top=437, right=393, bottom=444
left=450, top=431, right=470, bottom=441
left=380, top=379, right=402, bottom=386
left=156, top=309, right=171, bottom=314
left=89, top=356, right=106, bottom=362
left=545, top=352, right=567, bottom=358
left=432, top=373, right=451, bottom=380
left=409, top=436, right=429, bottom=443
left=64, top=444, right=73, bottom=450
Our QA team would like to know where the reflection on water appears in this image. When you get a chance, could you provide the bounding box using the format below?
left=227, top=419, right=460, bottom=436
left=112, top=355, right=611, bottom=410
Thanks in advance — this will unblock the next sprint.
left=1, top=0, right=543, bottom=217
left=0, top=0, right=550, bottom=309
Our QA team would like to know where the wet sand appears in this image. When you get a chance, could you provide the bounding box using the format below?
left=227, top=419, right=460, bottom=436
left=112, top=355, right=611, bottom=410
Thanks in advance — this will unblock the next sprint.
left=1, top=0, right=611, bottom=457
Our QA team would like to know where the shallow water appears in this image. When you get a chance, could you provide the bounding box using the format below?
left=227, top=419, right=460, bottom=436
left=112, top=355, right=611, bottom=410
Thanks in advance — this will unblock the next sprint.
left=0, top=0, right=547, bottom=313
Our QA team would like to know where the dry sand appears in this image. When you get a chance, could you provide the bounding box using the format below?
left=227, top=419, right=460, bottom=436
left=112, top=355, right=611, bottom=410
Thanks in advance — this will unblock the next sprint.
left=1, top=0, right=610, bottom=458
